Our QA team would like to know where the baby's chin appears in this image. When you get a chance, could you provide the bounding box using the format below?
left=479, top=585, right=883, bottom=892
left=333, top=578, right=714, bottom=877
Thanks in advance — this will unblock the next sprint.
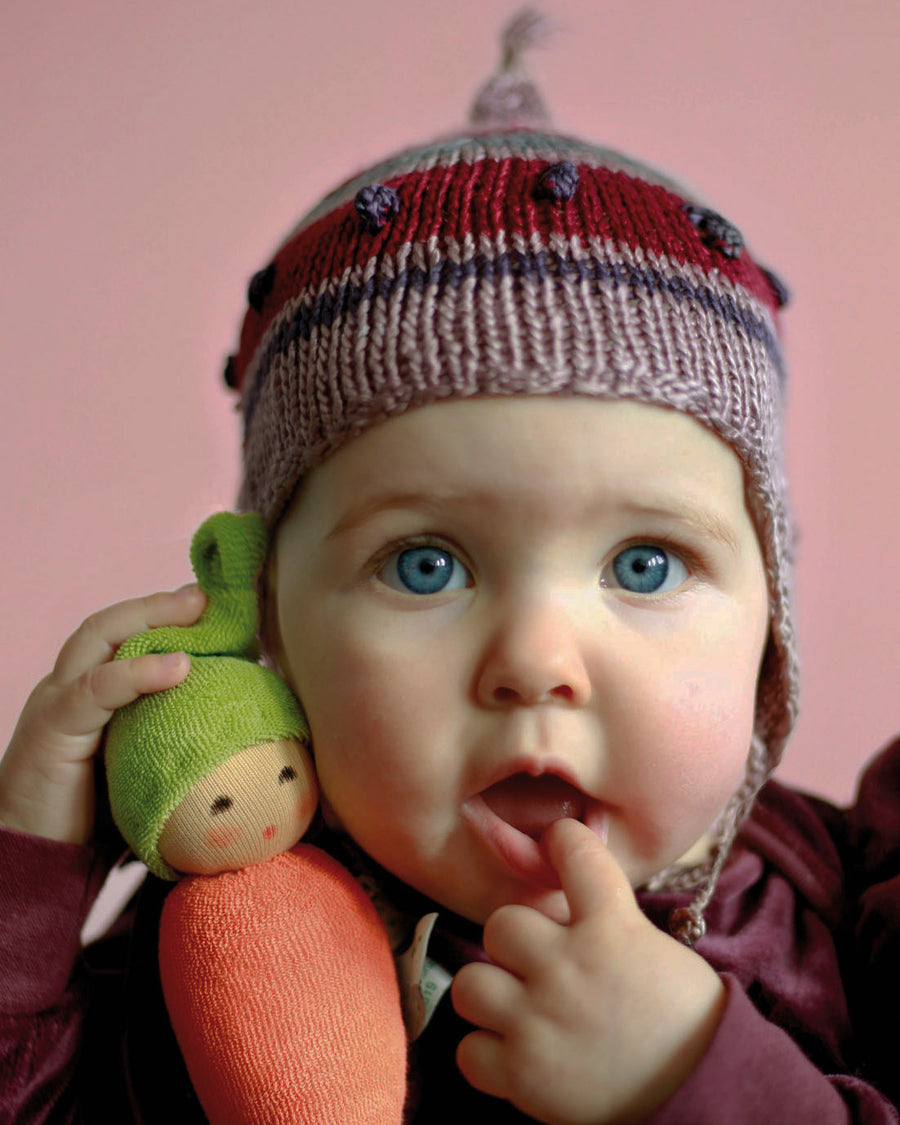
left=462, top=884, right=572, bottom=927
left=505, top=836, right=713, bottom=920
left=480, top=843, right=711, bottom=925
left=621, top=834, right=715, bottom=895
left=673, top=833, right=714, bottom=868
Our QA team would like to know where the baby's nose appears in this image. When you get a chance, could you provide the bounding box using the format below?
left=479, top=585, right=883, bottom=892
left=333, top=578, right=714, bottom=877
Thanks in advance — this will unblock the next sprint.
left=474, top=598, right=592, bottom=708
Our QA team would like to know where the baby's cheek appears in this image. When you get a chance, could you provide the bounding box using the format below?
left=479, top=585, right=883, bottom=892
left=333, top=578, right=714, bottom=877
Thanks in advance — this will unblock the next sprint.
left=204, top=825, right=242, bottom=850
left=624, top=673, right=753, bottom=824
left=654, top=687, right=755, bottom=837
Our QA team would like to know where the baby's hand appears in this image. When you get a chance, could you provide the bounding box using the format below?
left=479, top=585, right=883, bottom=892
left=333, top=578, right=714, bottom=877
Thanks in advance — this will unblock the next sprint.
left=0, top=586, right=204, bottom=845
left=452, top=819, right=726, bottom=1124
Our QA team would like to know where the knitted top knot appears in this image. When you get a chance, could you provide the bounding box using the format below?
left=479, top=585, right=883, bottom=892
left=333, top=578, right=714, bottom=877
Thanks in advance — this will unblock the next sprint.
left=106, top=512, right=307, bottom=880
left=469, top=7, right=554, bottom=128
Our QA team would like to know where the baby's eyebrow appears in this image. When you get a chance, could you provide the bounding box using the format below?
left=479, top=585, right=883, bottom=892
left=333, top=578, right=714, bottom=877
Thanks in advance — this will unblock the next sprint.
left=326, top=491, right=458, bottom=539
left=620, top=500, right=742, bottom=555
left=326, top=489, right=742, bottom=554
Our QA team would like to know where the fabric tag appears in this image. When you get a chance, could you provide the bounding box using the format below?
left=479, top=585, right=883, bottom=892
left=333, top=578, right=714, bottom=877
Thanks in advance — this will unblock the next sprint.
left=395, top=912, right=453, bottom=1040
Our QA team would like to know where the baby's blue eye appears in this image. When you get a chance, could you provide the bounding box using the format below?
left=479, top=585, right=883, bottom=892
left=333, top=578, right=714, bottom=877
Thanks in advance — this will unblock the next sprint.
left=605, top=545, right=688, bottom=594
left=380, top=546, right=470, bottom=595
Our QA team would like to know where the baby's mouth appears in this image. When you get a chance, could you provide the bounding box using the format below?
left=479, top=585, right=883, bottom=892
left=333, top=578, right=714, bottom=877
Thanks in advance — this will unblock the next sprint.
left=480, top=773, right=586, bottom=840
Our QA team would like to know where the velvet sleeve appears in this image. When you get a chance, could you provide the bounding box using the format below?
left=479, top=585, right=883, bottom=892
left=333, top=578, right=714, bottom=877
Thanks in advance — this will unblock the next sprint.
left=645, top=974, right=898, bottom=1124
left=0, top=824, right=109, bottom=1125
left=647, top=738, right=900, bottom=1124
left=845, top=738, right=900, bottom=1108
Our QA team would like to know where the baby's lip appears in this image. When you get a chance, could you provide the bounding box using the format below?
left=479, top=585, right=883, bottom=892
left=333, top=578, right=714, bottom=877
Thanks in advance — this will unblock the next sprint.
left=463, top=764, right=606, bottom=888
left=481, top=773, right=586, bottom=840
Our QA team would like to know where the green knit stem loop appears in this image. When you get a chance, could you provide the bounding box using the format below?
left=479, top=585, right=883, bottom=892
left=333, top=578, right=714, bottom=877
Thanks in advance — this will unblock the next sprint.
left=116, top=512, right=267, bottom=661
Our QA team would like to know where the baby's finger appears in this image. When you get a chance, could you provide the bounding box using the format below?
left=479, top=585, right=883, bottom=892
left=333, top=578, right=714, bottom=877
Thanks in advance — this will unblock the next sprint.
left=53, top=587, right=205, bottom=682
left=46, top=651, right=191, bottom=740
left=542, top=816, right=632, bottom=925
left=481, top=904, right=558, bottom=979
left=452, top=960, right=521, bottom=1035
left=456, top=1028, right=508, bottom=1103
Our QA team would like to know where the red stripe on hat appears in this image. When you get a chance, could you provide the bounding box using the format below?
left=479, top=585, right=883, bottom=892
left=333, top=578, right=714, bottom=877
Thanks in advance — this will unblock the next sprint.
left=234, top=159, right=776, bottom=391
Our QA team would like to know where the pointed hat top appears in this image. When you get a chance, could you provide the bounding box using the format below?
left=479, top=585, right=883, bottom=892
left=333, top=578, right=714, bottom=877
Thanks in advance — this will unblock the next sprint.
left=469, top=7, right=555, bottom=129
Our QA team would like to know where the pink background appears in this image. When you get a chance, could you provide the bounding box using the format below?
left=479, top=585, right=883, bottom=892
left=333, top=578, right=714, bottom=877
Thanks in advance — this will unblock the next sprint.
left=2, top=1, right=898, bottom=805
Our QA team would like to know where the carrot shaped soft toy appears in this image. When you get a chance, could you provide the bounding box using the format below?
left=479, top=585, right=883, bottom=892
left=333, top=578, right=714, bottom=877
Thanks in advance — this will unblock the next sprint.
left=105, top=512, right=407, bottom=1124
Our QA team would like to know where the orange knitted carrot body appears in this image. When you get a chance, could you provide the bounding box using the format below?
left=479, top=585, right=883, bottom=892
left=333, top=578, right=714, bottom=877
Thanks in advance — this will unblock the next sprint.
left=159, top=844, right=407, bottom=1124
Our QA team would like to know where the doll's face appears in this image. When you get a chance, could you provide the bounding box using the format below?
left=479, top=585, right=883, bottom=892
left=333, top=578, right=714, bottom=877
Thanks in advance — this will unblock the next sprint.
left=158, top=738, right=317, bottom=875
left=272, top=397, right=770, bottom=925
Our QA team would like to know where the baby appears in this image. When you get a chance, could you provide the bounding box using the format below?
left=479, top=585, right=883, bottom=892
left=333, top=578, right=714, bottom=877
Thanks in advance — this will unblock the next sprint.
left=0, top=12, right=897, bottom=1124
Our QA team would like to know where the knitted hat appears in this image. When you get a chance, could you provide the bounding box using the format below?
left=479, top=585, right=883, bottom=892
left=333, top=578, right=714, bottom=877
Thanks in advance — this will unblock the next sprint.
left=225, top=11, right=798, bottom=939
left=105, top=512, right=308, bottom=881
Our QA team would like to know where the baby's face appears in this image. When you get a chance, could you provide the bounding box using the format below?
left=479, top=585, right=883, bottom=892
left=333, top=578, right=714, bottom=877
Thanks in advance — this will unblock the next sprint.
left=273, top=398, right=769, bottom=925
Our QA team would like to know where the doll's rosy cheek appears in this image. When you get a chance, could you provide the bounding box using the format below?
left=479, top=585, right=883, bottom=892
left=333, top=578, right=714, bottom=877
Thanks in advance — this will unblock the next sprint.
left=293, top=791, right=317, bottom=829
left=204, top=825, right=241, bottom=850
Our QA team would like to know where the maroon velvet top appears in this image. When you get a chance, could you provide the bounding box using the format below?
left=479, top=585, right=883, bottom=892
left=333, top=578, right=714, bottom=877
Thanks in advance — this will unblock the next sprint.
left=2, top=739, right=899, bottom=1123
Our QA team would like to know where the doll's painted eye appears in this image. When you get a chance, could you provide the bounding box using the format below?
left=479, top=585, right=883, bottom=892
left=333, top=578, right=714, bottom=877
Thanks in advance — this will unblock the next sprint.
left=602, top=545, right=688, bottom=594
left=210, top=795, right=233, bottom=816
left=380, top=545, right=470, bottom=595
left=279, top=765, right=297, bottom=784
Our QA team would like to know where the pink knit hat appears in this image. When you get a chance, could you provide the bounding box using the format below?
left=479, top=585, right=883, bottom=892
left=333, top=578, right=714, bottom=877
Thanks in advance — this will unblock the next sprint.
left=226, top=11, right=798, bottom=940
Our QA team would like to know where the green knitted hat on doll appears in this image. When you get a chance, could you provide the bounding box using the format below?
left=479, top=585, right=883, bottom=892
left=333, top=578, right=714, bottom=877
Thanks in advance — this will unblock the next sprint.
left=105, top=512, right=307, bottom=880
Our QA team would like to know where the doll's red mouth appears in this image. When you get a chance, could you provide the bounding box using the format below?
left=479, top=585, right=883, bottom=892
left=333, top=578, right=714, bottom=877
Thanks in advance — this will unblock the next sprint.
left=262, top=825, right=277, bottom=840
left=480, top=773, right=586, bottom=839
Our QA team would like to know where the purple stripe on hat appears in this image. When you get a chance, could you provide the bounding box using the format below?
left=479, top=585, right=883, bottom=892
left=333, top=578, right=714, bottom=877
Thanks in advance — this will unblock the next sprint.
left=240, top=238, right=782, bottom=438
